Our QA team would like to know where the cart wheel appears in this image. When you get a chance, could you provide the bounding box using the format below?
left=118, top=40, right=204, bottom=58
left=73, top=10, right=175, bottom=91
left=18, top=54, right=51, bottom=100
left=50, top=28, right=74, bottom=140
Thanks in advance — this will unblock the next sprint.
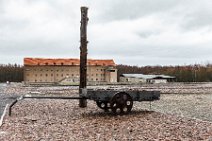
left=110, top=92, right=133, bottom=115
left=96, top=101, right=110, bottom=111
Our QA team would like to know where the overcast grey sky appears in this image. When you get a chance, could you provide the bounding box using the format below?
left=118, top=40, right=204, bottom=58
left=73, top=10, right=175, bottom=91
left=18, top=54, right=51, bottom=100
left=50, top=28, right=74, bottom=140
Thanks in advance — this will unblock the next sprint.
left=0, top=0, right=212, bottom=66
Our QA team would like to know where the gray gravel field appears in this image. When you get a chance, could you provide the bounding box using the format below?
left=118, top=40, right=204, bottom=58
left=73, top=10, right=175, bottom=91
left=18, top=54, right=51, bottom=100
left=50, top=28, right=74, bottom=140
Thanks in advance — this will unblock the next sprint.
left=1, top=83, right=212, bottom=140
left=135, top=94, right=212, bottom=122
left=1, top=99, right=212, bottom=140
left=0, top=84, right=20, bottom=118
left=1, top=83, right=212, bottom=121
left=0, top=95, right=16, bottom=117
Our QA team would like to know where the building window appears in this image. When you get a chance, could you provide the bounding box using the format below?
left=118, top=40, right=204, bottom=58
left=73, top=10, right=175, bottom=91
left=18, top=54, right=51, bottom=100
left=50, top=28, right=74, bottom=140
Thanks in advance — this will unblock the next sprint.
left=72, top=74, right=74, bottom=76
left=51, top=74, right=53, bottom=77
left=96, top=78, right=98, bottom=81
left=35, top=74, right=37, bottom=77
left=61, top=74, right=63, bottom=77
left=45, top=63, right=48, bottom=65
left=61, top=63, right=64, bottom=65
left=46, top=74, right=48, bottom=77
left=40, top=74, right=42, bottom=76
left=57, top=74, right=59, bottom=76
left=109, top=70, right=115, bottom=72
left=96, top=74, right=98, bottom=76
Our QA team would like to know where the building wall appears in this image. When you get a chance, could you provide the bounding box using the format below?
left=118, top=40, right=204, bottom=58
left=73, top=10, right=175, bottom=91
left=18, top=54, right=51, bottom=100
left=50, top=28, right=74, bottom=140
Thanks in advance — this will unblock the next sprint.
left=148, top=79, right=167, bottom=84
left=24, top=65, right=117, bottom=84
left=119, top=77, right=146, bottom=83
left=120, top=77, right=168, bottom=84
left=105, top=68, right=117, bottom=83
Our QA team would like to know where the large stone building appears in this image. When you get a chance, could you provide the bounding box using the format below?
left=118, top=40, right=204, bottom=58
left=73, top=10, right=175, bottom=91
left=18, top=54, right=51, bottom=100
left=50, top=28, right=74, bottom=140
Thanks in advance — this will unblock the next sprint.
left=24, top=58, right=117, bottom=85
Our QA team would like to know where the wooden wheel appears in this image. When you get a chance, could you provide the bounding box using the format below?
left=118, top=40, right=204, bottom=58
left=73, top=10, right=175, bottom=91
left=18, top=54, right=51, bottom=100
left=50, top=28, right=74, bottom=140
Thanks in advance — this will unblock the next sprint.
left=96, top=101, right=110, bottom=111
left=110, top=92, right=133, bottom=115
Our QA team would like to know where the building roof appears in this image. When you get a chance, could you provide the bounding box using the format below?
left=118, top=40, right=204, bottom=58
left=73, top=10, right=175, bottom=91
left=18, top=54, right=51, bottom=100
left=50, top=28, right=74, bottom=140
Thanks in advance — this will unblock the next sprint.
left=121, top=74, right=175, bottom=79
left=24, top=58, right=116, bottom=66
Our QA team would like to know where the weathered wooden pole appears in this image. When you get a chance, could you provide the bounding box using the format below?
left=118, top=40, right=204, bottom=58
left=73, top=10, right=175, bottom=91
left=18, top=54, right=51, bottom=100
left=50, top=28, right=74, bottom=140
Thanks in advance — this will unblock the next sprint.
left=79, top=7, right=88, bottom=107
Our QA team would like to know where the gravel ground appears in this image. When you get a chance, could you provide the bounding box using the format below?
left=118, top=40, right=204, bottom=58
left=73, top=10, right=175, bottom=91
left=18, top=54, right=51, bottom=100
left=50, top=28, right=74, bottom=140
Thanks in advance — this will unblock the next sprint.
left=0, top=83, right=77, bottom=117
left=1, top=83, right=212, bottom=140
left=0, top=84, right=20, bottom=117
left=135, top=94, right=212, bottom=122
left=0, top=99, right=212, bottom=140
left=0, top=94, right=17, bottom=117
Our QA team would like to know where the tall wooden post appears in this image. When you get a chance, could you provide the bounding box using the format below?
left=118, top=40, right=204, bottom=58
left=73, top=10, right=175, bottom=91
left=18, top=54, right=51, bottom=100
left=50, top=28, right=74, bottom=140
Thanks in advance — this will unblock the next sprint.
left=79, top=7, right=88, bottom=107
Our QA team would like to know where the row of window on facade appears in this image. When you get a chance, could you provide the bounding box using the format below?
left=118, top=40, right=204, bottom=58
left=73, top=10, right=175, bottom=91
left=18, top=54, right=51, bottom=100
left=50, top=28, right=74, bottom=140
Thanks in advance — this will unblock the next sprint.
left=35, top=63, right=107, bottom=66
left=26, top=73, right=105, bottom=77
left=28, top=78, right=105, bottom=82
left=26, top=68, right=106, bottom=72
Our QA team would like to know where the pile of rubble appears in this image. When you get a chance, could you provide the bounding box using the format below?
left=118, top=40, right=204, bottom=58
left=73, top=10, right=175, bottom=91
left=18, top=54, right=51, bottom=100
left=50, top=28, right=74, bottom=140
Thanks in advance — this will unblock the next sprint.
left=0, top=99, right=212, bottom=140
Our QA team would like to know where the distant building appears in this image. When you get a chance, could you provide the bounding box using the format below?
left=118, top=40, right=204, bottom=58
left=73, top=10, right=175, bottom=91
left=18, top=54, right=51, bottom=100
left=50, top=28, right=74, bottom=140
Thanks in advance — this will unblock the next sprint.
left=120, top=74, right=176, bottom=84
left=24, top=58, right=117, bottom=85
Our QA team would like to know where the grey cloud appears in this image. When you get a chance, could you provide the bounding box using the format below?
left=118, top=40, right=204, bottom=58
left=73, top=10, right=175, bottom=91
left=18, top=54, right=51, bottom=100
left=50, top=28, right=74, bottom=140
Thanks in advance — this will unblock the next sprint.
left=93, top=0, right=212, bottom=31
left=116, top=56, right=209, bottom=66
left=182, top=11, right=212, bottom=30
left=93, top=0, right=182, bottom=22
left=0, top=39, right=79, bottom=57
left=136, top=31, right=161, bottom=39
left=0, top=18, right=29, bottom=30
left=166, top=1, right=212, bottom=31
left=1, top=0, right=212, bottom=66
left=88, top=29, right=212, bottom=60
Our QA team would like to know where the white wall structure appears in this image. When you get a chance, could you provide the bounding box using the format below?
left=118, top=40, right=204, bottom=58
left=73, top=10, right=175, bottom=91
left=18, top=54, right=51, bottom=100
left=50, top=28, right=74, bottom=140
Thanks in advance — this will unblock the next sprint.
left=120, top=74, right=175, bottom=84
